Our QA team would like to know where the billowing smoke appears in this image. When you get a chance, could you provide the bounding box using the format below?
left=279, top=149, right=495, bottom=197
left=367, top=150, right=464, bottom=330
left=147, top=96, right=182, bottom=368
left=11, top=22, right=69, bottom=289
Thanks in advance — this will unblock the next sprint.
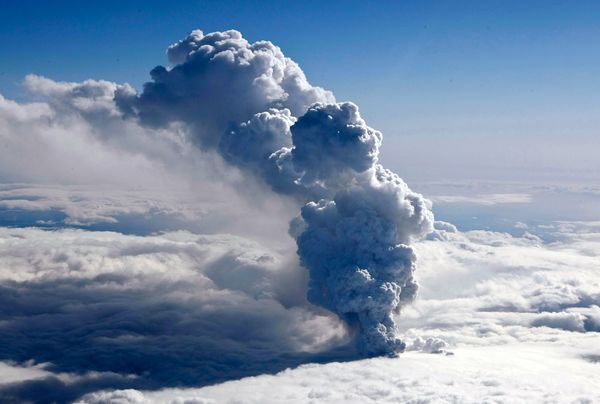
left=119, top=29, right=434, bottom=356
left=288, top=104, right=433, bottom=355
left=116, top=29, right=334, bottom=148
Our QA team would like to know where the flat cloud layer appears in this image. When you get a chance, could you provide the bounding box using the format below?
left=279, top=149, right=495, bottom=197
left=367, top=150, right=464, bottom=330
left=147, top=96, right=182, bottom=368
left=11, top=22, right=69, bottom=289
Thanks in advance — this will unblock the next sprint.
left=81, top=344, right=600, bottom=403
left=0, top=193, right=598, bottom=401
left=76, top=221, right=600, bottom=403
left=0, top=226, right=349, bottom=402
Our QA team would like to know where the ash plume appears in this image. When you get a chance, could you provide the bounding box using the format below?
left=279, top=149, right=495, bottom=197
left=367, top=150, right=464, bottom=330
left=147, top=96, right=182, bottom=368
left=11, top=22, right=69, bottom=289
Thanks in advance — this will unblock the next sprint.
left=289, top=104, right=433, bottom=355
left=116, top=29, right=334, bottom=148
left=119, top=29, right=434, bottom=356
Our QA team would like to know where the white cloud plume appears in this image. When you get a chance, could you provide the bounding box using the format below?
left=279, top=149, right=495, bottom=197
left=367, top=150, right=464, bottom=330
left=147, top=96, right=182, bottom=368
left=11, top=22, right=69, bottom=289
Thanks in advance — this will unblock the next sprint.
left=0, top=79, right=190, bottom=187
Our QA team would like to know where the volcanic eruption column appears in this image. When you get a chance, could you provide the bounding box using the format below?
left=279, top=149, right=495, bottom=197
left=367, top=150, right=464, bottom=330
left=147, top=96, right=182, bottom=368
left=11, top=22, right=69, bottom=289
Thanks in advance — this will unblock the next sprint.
left=117, top=29, right=434, bottom=356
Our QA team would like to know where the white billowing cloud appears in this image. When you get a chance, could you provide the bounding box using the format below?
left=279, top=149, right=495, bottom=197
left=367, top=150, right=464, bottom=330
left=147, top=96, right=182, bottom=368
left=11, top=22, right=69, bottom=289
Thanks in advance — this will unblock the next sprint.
left=0, top=226, right=349, bottom=402
left=394, top=224, right=600, bottom=364
left=0, top=80, right=189, bottom=187
left=23, top=74, right=133, bottom=120
left=79, top=344, right=600, bottom=404
left=531, top=311, right=588, bottom=332
left=76, top=221, right=600, bottom=402
left=23, top=73, right=187, bottom=164
left=0, top=88, right=305, bottom=252
left=407, top=336, right=449, bottom=354
left=1, top=72, right=302, bottom=242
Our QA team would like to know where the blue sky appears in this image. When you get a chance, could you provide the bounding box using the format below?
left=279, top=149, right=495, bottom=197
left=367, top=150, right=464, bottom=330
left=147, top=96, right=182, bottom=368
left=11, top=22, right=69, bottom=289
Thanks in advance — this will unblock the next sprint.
left=1, top=0, right=599, bottom=182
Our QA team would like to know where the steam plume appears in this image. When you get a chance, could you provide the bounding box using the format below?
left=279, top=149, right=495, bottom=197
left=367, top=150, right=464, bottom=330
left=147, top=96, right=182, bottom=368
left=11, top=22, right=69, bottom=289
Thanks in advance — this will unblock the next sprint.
left=119, top=29, right=434, bottom=356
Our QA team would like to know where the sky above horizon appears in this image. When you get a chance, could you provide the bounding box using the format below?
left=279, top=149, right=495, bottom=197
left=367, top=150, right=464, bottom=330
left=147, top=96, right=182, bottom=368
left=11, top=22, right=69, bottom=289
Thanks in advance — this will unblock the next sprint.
left=1, top=0, right=599, bottom=183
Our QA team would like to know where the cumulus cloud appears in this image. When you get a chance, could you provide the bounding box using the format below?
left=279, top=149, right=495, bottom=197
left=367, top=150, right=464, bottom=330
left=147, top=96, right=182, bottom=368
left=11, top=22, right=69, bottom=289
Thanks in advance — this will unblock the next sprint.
left=77, top=221, right=600, bottom=403
left=0, top=79, right=191, bottom=187
left=0, top=227, right=349, bottom=402
left=0, top=190, right=599, bottom=402
left=24, top=74, right=133, bottom=121
left=531, top=312, right=588, bottom=332
left=532, top=307, right=600, bottom=333
left=407, top=336, right=450, bottom=354
left=79, top=343, right=600, bottom=404
left=395, top=223, right=600, bottom=359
